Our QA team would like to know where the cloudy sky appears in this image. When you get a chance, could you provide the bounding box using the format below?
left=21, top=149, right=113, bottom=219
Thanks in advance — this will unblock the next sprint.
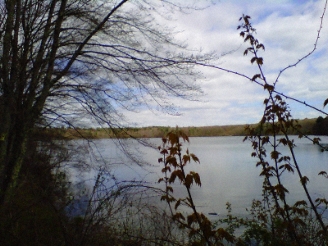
left=125, top=0, right=328, bottom=127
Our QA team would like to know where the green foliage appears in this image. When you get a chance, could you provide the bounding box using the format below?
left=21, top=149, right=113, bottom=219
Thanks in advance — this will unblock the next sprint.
left=0, top=138, right=69, bottom=246
left=313, top=116, right=328, bottom=135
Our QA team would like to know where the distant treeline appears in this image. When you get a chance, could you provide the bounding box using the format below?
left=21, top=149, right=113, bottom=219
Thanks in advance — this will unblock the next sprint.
left=34, top=117, right=328, bottom=139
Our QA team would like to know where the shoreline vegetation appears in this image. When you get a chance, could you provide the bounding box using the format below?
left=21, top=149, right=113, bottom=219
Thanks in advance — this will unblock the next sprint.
left=36, top=117, right=327, bottom=139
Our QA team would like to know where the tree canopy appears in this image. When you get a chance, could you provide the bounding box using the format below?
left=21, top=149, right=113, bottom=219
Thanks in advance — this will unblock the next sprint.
left=0, top=0, right=211, bottom=204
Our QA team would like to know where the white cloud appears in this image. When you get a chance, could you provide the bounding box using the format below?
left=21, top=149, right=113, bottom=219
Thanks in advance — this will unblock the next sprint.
left=126, top=0, right=328, bottom=127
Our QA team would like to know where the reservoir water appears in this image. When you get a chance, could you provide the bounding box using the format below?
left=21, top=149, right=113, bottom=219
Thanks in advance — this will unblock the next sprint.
left=66, top=136, right=328, bottom=217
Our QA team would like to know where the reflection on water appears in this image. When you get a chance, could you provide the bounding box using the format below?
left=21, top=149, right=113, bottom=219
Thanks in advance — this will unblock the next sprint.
left=67, top=136, right=328, bottom=216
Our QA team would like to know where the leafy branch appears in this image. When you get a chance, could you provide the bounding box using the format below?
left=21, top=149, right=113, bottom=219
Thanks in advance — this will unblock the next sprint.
left=239, top=10, right=328, bottom=244
left=158, top=128, right=234, bottom=246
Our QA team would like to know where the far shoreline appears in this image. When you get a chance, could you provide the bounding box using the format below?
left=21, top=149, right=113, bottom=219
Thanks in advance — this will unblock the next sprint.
left=33, top=118, right=321, bottom=140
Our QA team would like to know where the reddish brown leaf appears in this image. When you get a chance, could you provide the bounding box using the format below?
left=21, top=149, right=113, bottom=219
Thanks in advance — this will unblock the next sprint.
left=324, top=98, right=328, bottom=107
left=300, top=176, right=309, bottom=185
left=192, top=172, right=201, bottom=186
left=252, top=74, right=261, bottom=81
left=190, top=153, right=200, bottom=163
left=175, top=199, right=181, bottom=210
left=184, top=174, right=193, bottom=188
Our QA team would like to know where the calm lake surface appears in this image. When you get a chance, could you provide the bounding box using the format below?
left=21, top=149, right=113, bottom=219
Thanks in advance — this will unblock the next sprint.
left=68, top=136, right=328, bottom=217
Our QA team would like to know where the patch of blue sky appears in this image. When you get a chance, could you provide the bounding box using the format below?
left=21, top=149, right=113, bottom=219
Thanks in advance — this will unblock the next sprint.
left=68, top=0, right=328, bottom=127
left=287, top=99, right=325, bottom=120
left=310, top=47, right=328, bottom=62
